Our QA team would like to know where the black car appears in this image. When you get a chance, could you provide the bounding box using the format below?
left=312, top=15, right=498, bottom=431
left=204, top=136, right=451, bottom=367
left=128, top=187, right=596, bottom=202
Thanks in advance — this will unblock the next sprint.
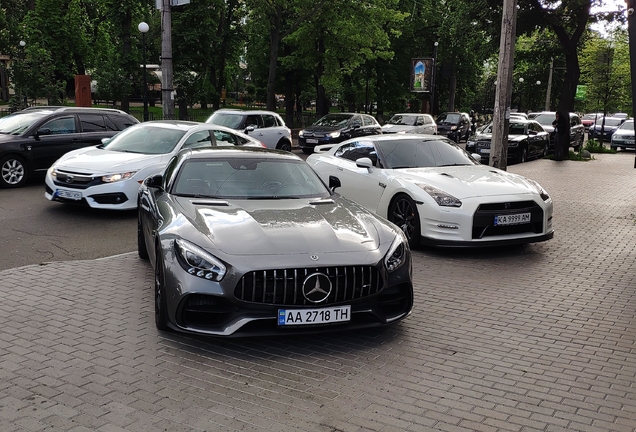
left=297, top=113, right=381, bottom=154
left=435, top=112, right=471, bottom=143
left=533, top=111, right=585, bottom=151
left=0, top=107, right=138, bottom=188
left=466, top=119, right=550, bottom=164
left=588, top=117, right=625, bottom=142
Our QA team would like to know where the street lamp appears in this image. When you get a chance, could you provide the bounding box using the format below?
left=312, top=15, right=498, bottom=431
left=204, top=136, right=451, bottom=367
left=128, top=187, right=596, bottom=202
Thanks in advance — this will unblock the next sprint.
left=138, top=22, right=149, bottom=122
left=18, top=40, right=26, bottom=108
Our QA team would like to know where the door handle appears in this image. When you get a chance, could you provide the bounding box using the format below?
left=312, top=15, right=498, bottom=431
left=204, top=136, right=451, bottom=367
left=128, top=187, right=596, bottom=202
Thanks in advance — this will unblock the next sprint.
left=337, top=167, right=343, bottom=171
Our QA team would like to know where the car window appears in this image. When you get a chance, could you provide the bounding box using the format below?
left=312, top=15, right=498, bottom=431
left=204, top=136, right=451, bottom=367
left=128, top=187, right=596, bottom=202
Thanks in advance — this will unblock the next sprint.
left=245, top=115, right=262, bottom=128
left=378, top=139, right=477, bottom=168
left=212, top=130, right=239, bottom=146
left=262, top=114, right=277, bottom=128
left=102, top=125, right=187, bottom=154
left=79, top=114, right=107, bottom=132
left=206, top=112, right=244, bottom=129
left=534, top=113, right=555, bottom=126
left=335, top=140, right=378, bottom=164
left=182, top=131, right=213, bottom=149
left=437, top=113, right=461, bottom=124
left=351, top=115, right=362, bottom=127
left=313, top=114, right=353, bottom=127
left=619, top=121, right=634, bottom=131
left=108, top=114, right=137, bottom=130
left=41, top=116, right=77, bottom=134
left=163, top=156, right=181, bottom=188
left=362, top=115, right=375, bottom=126
left=509, top=123, right=526, bottom=135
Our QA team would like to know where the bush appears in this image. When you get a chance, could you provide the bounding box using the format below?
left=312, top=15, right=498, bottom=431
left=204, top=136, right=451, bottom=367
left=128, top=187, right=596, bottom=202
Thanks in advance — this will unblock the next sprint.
left=584, top=138, right=616, bottom=154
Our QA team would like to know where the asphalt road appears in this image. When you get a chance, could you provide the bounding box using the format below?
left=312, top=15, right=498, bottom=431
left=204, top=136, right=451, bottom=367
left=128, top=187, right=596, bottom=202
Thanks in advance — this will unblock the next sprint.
left=0, top=174, right=138, bottom=271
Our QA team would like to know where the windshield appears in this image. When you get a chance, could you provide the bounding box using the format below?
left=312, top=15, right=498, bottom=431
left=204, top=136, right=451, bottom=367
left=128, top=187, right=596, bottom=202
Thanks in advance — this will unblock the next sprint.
left=173, top=158, right=331, bottom=199
left=598, top=118, right=623, bottom=127
left=206, top=112, right=243, bottom=129
left=0, top=112, right=48, bottom=135
left=534, top=113, right=556, bottom=125
left=618, top=121, right=634, bottom=131
left=436, top=113, right=461, bottom=124
left=102, top=125, right=186, bottom=154
left=377, top=138, right=478, bottom=169
left=387, top=114, right=417, bottom=126
left=313, top=114, right=353, bottom=127
left=483, top=122, right=526, bottom=135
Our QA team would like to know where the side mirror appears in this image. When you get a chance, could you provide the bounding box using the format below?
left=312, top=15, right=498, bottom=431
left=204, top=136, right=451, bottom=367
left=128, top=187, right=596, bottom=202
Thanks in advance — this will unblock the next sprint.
left=37, top=128, right=51, bottom=136
left=355, top=157, right=374, bottom=171
left=101, top=137, right=111, bottom=145
left=244, top=125, right=255, bottom=133
left=328, top=175, right=341, bottom=192
left=471, top=153, right=482, bottom=162
left=146, top=174, right=163, bottom=190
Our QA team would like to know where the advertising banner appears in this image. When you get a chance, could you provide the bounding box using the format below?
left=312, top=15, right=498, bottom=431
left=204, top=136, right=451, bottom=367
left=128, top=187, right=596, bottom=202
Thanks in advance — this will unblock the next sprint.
left=410, top=58, right=434, bottom=93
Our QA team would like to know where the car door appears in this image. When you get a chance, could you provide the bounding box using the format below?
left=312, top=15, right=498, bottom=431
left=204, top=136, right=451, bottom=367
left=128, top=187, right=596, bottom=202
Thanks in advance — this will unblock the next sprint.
left=347, top=115, right=365, bottom=138
left=254, top=114, right=284, bottom=148
left=331, top=140, right=387, bottom=213
left=362, top=115, right=381, bottom=135
left=30, top=114, right=82, bottom=171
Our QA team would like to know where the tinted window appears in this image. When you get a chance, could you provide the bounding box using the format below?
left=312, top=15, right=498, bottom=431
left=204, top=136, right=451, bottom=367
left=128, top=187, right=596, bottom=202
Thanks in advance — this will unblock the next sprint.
left=387, top=114, right=417, bottom=126
left=377, top=139, right=478, bottom=169
left=182, top=131, right=212, bottom=149
left=509, top=123, right=527, bottom=135
left=262, top=115, right=277, bottom=128
left=362, top=115, right=376, bottom=126
left=534, top=113, right=556, bottom=126
left=108, top=114, right=137, bottom=130
left=79, top=114, right=107, bottom=132
left=206, top=112, right=244, bottom=129
left=436, top=113, right=462, bottom=124
left=41, top=116, right=77, bottom=134
left=245, top=115, right=262, bottom=127
left=313, top=114, right=353, bottom=127
left=335, top=141, right=377, bottom=163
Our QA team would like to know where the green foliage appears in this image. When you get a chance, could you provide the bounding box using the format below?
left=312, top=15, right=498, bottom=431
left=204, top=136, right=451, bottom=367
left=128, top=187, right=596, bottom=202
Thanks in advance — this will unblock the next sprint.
left=584, top=138, right=616, bottom=153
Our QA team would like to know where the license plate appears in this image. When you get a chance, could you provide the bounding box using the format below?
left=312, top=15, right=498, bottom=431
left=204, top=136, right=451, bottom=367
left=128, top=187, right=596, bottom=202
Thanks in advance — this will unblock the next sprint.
left=306, top=139, right=319, bottom=144
left=278, top=305, right=351, bottom=326
left=480, top=149, right=491, bottom=154
left=55, top=189, right=82, bottom=201
left=626, top=139, right=635, bottom=144
left=494, top=212, right=531, bottom=226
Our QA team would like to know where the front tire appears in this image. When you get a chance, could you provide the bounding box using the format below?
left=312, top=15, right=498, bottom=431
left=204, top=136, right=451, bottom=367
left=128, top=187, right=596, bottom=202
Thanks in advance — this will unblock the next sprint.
left=388, top=194, right=421, bottom=248
left=154, top=243, right=170, bottom=331
left=0, top=155, right=28, bottom=188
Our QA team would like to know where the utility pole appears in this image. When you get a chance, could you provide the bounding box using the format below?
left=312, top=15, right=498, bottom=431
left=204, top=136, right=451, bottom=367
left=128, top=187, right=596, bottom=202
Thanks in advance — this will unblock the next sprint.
left=161, top=0, right=174, bottom=119
left=626, top=0, right=636, bottom=168
left=490, top=0, right=518, bottom=171
left=545, top=58, right=553, bottom=111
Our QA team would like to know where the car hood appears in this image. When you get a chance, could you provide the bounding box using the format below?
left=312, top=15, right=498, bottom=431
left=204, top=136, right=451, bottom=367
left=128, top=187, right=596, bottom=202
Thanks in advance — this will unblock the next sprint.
left=539, top=124, right=555, bottom=133
left=302, top=125, right=344, bottom=133
left=174, top=196, right=389, bottom=256
left=471, top=133, right=526, bottom=142
left=382, top=124, right=414, bottom=133
left=53, top=147, right=165, bottom=173
left=613, top=129, right=634, bottom=137
left=395, top=165, right=540, bottom=200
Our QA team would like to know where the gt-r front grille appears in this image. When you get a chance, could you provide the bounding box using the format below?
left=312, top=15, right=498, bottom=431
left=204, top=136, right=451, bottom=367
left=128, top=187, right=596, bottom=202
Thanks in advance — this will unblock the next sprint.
left=472, top=200, right=544, bottom=239
left=235, top=266, right=383, bottom=306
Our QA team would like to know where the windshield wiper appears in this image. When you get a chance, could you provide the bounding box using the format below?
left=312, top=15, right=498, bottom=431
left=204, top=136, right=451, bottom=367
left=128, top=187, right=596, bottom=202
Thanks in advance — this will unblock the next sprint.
left=391, top=165, right=416, bottom=169
left=438, top=163, right=470, bottom=167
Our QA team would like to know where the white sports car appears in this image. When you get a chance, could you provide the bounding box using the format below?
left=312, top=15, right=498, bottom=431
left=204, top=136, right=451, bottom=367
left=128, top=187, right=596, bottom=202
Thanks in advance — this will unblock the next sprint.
left=306, top=134, right=554, bottom=247
left=44, top=121, right=264, bottom=210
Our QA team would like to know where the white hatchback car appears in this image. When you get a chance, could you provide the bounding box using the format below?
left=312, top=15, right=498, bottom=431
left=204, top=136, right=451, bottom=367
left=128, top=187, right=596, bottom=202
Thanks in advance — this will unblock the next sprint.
left=44, top=121, right=264, bottom=210
left=206, top=109, right=293, bottom=151
left=381, top=113, right=437, bottom=135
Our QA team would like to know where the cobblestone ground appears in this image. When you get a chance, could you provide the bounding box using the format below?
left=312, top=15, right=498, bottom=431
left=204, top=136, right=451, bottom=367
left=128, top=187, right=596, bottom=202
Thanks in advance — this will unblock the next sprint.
left=1, top=153, right=635, bottom=432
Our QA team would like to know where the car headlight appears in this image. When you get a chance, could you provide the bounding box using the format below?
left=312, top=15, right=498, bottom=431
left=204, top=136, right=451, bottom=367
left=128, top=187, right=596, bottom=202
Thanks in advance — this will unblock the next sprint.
left=508, top=140, right=519, bottom=147
left=101, top=171, right=137, bottom=183
left=174, top=239, right=226, bottom=281
left=384, top=234, right=407, bottom=272
left=298, top=130, right=304, bottom=137
left=416, top=184, right=462, bottom=207
left=527, top=179, right=550, bottom=201
left=450, top=126, right=458, bottom=131
left=329, top=131, right=341, bottom=138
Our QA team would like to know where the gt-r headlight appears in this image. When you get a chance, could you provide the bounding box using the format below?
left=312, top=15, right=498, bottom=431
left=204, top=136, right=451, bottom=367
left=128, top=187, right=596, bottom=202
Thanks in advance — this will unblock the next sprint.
left=298, top=130, right=304, bottom=137
left=527, top=179, right=550, bottom=201
left=101, top=171, right=137, bottom=183
left=174, top=239, right=226, bottom=281
left=384, top=234, right=407, bottom=272
left=416, top=184, right=462, bottom=207
left=328, top=131, right=341, bottom=138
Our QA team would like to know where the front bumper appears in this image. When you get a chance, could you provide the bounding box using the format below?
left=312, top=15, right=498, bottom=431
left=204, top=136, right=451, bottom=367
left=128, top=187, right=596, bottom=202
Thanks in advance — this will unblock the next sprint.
left=416, top=195, right=554, bottom=247
left=298, top=135, right=343, bottom=150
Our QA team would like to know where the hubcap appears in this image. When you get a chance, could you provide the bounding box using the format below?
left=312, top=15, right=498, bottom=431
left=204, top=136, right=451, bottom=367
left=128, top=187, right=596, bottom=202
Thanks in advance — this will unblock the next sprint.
left=392, top=199, right=416, bottom=239
left=1, top=159, right=24, bottom=185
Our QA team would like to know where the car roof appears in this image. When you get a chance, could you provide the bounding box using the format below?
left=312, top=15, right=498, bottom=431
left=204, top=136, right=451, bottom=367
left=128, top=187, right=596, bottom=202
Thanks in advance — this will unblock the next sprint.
left=353, top=133, right=452, bottom=143
left=212, top=109, right=281, bottom=116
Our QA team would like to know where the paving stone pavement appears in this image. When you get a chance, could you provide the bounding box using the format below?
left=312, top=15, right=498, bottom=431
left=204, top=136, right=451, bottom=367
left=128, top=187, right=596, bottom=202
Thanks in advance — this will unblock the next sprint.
left=1, top=152, right=635, bottom=432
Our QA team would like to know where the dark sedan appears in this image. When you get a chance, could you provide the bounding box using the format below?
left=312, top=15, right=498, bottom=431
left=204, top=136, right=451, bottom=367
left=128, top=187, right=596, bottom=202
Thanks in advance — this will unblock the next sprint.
left=137, top=147, right=413, bottom=337
left=589, top=117, right=625, bottom=142
left=466, top=119, right=550, bottom=164
left=297, top=113, right=381, bottom=154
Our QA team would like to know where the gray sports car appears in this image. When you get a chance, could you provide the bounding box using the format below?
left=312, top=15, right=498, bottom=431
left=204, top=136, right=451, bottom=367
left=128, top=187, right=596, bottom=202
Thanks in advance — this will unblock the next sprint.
left=137, top=147, right=413, bottom=337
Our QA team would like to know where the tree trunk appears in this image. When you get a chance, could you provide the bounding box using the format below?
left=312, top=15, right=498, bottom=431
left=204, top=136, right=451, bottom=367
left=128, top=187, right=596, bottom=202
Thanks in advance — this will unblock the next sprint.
left=266, top=7, right=282, bottom=112
left=315, top=35, right=329, bottom=117
left=120, top=11, right=132, bottom=113
left=447, top=62, right=457, bottom=112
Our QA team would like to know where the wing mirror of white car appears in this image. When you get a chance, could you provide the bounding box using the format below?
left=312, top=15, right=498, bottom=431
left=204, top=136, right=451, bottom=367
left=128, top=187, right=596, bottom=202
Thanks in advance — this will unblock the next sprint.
left=244, top=125, right=255, bottom=133
left=101, top=137, right=111, bottom=145
left=471, top=153, right=482, bottom=163
left=355, top=157, right=374, bottom=171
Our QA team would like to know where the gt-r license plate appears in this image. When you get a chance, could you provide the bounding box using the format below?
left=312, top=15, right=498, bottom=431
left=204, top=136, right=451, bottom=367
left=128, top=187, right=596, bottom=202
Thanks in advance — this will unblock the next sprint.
left=278, top=306, right=351, bottom=326
left=55, top=189, right=82, bottom=201
left=494, top=212, right=531, bottom=226
left=306, top=138, right=319, bottom=144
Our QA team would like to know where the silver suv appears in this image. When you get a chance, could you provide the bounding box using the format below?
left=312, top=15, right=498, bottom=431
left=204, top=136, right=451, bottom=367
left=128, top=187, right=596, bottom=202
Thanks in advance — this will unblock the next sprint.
left=205, top=109, right=293, bottom=151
